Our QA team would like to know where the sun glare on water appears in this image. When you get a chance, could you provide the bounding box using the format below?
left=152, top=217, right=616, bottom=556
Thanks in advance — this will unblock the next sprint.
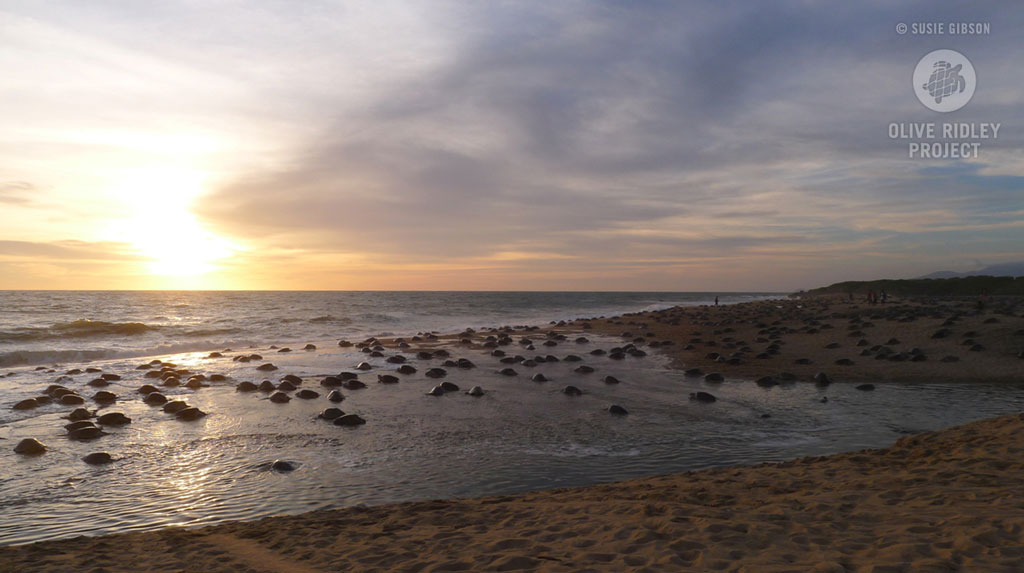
left=108, top=167, right=237, bottom=278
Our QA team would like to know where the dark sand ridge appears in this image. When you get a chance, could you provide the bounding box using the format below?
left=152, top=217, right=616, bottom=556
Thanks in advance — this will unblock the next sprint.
left=2, top=413, right=1021, bottom=572
left=568, top=297, right=1024, bottom=384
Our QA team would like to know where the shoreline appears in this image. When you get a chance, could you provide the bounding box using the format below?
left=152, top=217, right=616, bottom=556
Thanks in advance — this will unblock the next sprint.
left=3, top=296, right=1024, bottom=570
left=3, top=413, right=1021, bottom=571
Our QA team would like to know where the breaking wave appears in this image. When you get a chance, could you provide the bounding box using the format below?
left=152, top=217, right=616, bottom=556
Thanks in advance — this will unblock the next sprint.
left=0, top=341, right=247, bottom=368
left=0, top=319, right=155, bottom=343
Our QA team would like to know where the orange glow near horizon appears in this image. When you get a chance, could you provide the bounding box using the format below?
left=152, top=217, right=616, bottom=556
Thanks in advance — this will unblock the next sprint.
left=104, top=167, right=238, bottom=279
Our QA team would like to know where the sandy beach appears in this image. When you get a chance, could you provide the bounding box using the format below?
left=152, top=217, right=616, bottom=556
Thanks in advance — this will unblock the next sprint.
left=3, top=297, right=1024, bottom=571
left=577, top=296, right=1024, bottom=384
left=2, top=412, right=1021, bottom=572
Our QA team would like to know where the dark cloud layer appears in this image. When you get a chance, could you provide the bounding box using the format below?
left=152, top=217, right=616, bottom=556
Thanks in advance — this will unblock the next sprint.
left=5, top=0, right=1015, bottom=288
left=194, top=0, right=1023, bottom=286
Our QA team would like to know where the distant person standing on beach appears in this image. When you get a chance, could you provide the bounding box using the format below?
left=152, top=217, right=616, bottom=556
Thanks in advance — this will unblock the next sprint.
left=714, top=296, right=719, bottom=306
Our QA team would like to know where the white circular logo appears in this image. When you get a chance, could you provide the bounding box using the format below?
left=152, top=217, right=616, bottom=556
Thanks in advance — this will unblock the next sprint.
left=914, top=49, right=976, bottom=112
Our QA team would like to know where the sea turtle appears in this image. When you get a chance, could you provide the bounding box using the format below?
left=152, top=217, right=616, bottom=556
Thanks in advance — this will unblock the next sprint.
left=333, top=414, right=366, bottom=427
left=66, top=407, right=94, bottom=421
left=13, top=398, right=39, bottom=410
left=59, top=394, right=85, bottom=406
left=176, top=407, right=207, bottom=421
left=317, top=407, right=345, bottom=421
left=163, top=400, right=190, bottom=414
left=83, top=452, right=113, bottom=465
left=327, top=390, right=345, bottom=402
left=143, top=392, right=168, bottom=406
left=65, top=420, right=97, bottom=432
left=96, top=412, right=131, bottom=426
left=92, top=391, right=117, bottom=404
left=68, top=425, right=105, bottom=440
left=14, top=438, right=47, bottom=455
left=269, top=391, right=290, bottom=404
left=923, top=61, right=965, bottom=104
left=689, top=391, right=717, bottom=403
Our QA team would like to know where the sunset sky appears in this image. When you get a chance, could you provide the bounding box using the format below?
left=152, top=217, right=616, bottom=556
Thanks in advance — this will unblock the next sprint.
left=1, top=1, right=1022, bottom=291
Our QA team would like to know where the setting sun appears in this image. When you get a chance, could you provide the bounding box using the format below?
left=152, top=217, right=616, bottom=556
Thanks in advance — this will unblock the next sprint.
left=104, top=167, right=237, bottom=278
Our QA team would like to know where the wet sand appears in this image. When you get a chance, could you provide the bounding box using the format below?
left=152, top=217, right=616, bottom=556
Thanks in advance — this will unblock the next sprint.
left=3, top=297, right=1024, bottom=571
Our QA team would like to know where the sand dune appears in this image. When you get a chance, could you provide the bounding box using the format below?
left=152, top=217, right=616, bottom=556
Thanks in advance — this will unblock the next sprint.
left=3, top=412, right=1022, bottom=571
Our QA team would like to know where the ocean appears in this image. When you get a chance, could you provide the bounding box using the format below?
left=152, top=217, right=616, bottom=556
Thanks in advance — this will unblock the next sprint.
left=0, top=291, right=759, bottom=369
left=3, top=290, right=1023, bottom=546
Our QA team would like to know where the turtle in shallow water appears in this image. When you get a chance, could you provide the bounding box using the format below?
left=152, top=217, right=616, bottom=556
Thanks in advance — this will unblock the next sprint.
left=163, top=400, right=190, bottom=414
left=334, top=414, right=366, bottom=427
left=66, top=408, right=94, bottom=421
left=65, top=420, right=97, bottom=432
left=176, top=407, right=207, bottom=421
left=15, top=438, right=47, bottom=455
left=83, top=452, right=113, bottom=465
left=96, top=412, right=131, bottom=426
left=268, top=392, right=290, bottom=404
left=922, top=61, right=965, bottom=104
left=318, top=407, right=344, bottom=421
left=68, top=425, right=105, bottom=440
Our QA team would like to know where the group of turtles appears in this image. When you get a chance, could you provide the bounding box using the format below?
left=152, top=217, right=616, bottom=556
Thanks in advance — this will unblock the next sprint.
left=11, top=320, right=714, bottom=463
left=11, top=360, right=210, bottom=463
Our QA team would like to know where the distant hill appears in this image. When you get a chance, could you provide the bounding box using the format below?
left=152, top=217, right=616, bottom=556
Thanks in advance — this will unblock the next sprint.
left=917, top=261, right=1024, bottom=279
left=800, top=275, right=1024, bottom=297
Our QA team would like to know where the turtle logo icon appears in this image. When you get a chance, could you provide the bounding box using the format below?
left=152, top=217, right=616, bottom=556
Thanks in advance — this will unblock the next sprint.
left=923, top=61, right=965, bottom=104
left=913, top=49, right=976, bottom=112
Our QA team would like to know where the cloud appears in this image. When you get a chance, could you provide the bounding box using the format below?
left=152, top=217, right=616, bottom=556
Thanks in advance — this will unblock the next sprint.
left=2, top=1, right=1023, bottom=289
left=0, top=181, right=36, bottom=205
left=0, top=239, right=141, bottom=261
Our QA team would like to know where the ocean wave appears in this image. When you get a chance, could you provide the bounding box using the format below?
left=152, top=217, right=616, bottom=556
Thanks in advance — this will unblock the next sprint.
left=308, top=315, right=352, bottom=324
left=0, top=319, right=155, bottom=343
left=180, top=327, right=243, bottom=337
left=0, top=340, right=249, bottom=368
left=54, top=319, right=154, bottom=337
left=357, top=312, right=402, bottom=323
